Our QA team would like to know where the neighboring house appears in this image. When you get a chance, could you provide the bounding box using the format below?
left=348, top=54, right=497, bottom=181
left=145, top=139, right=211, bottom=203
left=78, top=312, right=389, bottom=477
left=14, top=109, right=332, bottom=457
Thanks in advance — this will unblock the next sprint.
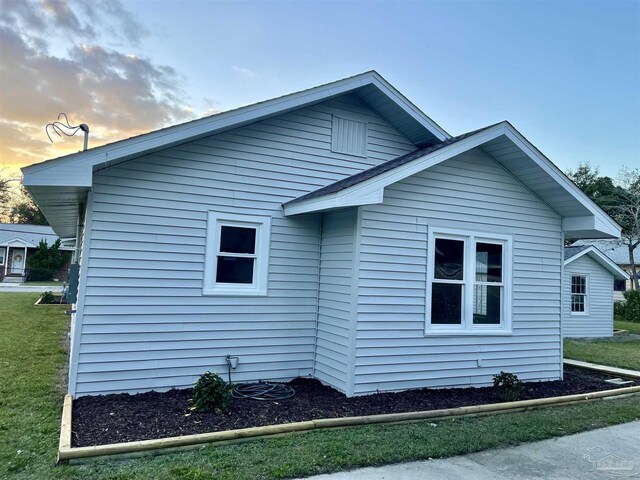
left=22, top=71, right=621, bottom=398
left=572, top=239, right=638, bottom=302
left=563, top=245, right=629, bottom=338
left=0, top=223, right=72, bottom=283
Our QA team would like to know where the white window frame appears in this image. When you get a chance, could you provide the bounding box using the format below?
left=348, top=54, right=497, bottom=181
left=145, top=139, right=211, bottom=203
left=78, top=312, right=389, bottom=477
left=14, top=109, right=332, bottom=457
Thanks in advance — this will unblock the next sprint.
left=425, top=227, right=513, bottom=336
left=0, top=247, right=5, bottom=266
left=203, top=212, right=271, bottom=296
left=570, top=274, right=589, bottom=315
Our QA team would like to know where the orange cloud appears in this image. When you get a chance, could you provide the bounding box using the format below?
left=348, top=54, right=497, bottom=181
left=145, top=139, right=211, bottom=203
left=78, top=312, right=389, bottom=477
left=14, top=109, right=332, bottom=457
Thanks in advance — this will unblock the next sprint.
left=0, top=0, right=195, bottom=175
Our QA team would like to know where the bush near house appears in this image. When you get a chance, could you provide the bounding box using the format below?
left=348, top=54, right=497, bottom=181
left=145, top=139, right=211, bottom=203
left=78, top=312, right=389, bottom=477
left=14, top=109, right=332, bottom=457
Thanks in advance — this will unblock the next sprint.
left=616, top=290, right=640, bottom=323
left=26, top=239, right=71, bottom=281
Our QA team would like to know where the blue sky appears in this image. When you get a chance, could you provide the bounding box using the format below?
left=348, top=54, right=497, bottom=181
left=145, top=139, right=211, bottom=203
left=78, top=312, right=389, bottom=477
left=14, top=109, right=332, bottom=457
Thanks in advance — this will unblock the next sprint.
left=1, top=0, right=638, bottom=177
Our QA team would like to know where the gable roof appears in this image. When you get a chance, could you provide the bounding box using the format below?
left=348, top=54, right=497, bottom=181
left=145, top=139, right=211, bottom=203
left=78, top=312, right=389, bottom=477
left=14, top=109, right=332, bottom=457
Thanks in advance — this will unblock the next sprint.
left=572, top=239, right=638, bottom=265
left=285, top=123, right=499, bottom=205
left=22, top=71, right=450, bottom=238
left=564, top=245, right=629, bottom=280
left=0, top=223, right=72, bottom=249
left=283, top=121, right=621, bottom=240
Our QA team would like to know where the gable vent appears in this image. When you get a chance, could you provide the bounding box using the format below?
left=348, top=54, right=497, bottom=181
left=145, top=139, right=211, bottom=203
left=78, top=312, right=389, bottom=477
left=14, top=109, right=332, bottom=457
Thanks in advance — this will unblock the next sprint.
left=331, top=116, right=367, bottom=157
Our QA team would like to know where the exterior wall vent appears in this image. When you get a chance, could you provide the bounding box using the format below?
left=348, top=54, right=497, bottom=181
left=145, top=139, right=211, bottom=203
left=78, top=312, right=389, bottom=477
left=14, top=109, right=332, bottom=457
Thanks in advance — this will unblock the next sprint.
left=331, top=116, right=367, bottom=157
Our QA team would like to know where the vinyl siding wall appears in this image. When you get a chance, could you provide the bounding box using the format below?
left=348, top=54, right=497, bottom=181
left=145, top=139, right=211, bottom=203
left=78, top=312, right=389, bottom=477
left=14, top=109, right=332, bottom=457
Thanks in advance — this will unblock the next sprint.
left=315, top=209, right=357, bottom=393
left=563, top=255, right=614, bottom=338
left=354, top=148, right=563, bottom=394
left=71, top=94, right=416, bottom=396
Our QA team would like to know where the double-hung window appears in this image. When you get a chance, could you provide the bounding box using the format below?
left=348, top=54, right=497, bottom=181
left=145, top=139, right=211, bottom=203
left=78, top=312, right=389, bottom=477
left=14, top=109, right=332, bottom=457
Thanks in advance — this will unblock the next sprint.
left=203, top=212, right=271, bottom=296
left=570, top=275, right=588, bottom=314
left=426, top=228, right=512, bottom=335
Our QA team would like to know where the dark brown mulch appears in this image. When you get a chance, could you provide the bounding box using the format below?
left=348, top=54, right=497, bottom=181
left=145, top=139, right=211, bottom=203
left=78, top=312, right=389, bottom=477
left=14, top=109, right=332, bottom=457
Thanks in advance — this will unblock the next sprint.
left=71, top=366, right=636, bottom=447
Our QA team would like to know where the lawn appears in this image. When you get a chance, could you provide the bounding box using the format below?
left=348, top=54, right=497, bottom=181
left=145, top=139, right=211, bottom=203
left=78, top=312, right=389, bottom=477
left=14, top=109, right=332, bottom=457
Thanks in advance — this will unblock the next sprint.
left=615, top=319, right=640, bottom=335
left=2, top=292, right=640, bottom=480
left=564, top=322, right=640, bottom=371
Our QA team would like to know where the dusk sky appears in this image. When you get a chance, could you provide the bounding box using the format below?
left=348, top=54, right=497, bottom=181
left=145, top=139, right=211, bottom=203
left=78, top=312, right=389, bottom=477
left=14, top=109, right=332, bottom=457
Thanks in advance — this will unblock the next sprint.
left=0, top=0, right=638, bottom=178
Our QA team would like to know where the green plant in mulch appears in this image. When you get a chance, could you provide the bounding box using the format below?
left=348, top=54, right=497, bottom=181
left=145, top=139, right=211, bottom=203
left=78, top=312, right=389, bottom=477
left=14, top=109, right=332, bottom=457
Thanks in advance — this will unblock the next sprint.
left=493, top=371, right=524, bottom=402
left=38, top=291, right=58, bottom=304
left=192, top=371, right=233, bottom=413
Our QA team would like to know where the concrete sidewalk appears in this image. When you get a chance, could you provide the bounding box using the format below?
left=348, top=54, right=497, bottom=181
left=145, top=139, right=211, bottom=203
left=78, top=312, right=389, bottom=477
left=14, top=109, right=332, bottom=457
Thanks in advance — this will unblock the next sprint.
left=0, top=284, right=63, bottom=292
left=303, top=420, right=640, bottom=479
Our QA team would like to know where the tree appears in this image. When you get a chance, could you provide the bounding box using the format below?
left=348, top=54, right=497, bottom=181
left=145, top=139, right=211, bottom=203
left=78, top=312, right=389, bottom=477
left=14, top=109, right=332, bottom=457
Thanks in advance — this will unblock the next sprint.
left=0, top=169, right=19, bottom=222
left=26, top=239, right=70, bottom=281
left=567, top=163, right=640, bottom=290
left=9, top=186, right=48, bottom=225
left=614, top=168, right=640, bottom=291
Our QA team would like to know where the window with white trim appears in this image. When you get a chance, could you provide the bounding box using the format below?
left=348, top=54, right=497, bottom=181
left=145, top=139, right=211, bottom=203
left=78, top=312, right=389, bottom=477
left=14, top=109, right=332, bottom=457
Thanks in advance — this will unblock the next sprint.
left=426, top=229, right=512, bottom=334
left=0, top=247, right=5, bottom=265
left=203, top=212, right=271, bottom=296
left=570, top=275, right=588, bottom=314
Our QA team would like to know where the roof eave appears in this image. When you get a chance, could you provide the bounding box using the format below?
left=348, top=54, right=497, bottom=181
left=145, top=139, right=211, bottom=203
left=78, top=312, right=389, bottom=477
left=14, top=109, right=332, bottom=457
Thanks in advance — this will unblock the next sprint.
left=284, top=122, right=622, bottom=241
left=564, top=246, right=630, bottom=279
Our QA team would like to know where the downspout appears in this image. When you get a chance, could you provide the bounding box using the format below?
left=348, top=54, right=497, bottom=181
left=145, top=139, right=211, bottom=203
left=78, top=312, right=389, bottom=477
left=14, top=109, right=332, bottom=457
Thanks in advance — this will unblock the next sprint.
left=311, top=214, right=324, bottom=379
left=559, top=231, right=565, bottom=380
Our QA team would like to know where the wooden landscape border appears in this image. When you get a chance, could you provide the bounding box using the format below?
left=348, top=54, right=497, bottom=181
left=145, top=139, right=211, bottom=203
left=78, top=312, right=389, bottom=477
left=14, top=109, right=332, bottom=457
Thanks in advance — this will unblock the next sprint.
left=57, top=383, right=640, bottom=464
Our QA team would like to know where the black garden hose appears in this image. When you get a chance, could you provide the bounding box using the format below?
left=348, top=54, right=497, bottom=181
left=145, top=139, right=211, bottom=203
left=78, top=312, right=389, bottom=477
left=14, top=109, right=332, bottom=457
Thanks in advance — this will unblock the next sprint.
left=232, top=382, right=295, bottom=400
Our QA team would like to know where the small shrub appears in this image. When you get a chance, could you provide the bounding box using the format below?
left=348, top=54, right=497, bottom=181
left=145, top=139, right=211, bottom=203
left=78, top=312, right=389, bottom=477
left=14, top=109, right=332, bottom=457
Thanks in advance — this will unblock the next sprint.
left=492, top=371, right=524, bottom=402
left=39, top=291, right=57, bottom=304
left=192, top=371, right=233, bottom=413
left=622, top=290, right=640, bottom=323
left=614, top=301, right=626, bottom=318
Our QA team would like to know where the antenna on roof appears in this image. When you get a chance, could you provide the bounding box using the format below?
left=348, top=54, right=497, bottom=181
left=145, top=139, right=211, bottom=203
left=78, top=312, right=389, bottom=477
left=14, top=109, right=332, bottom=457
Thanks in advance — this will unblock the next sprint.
left=45, top=113, right=90, bottom=151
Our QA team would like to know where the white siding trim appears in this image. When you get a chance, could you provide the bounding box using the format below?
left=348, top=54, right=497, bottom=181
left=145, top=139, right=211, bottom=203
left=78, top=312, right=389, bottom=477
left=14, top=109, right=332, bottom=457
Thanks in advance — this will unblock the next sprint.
left=347, top=207, right=362, bottom=396
left=68, top=192, right=94, bottom=396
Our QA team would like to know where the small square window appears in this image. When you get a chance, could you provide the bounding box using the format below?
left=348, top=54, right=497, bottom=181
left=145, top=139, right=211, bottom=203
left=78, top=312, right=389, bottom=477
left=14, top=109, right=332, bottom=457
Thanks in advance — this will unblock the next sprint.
left=434, top=238, right=465, bottom=280
left=203, top=212, right=271, bottom=296
left=220, top=226, right=256, bottom=254
left=431, top=283, right=463, bottom=324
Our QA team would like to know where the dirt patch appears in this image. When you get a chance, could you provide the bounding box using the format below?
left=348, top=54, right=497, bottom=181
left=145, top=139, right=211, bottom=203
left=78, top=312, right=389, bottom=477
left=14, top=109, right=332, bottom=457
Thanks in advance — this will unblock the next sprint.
left=72, top=366, right=635, bottom=447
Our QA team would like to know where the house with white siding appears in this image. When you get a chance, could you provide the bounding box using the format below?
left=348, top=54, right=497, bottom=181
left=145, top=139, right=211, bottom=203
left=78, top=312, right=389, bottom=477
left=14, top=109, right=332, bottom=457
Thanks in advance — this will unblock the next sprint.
left=0, top=223, right=72, bottom=282
left=572, top=239, right=638, bottom=302
left=22, top=72, right=622, bottom=398
left=563, top=245, right=629, bottom=338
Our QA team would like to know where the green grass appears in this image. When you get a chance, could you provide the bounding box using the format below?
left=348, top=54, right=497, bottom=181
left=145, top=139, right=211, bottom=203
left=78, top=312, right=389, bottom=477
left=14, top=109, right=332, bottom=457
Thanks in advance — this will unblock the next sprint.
left=615, top=319, right=640, bottom=335
left=564, top=323, right=640, bottom=371
left=2, top=292, right=640, bottom=480
left=21, top=281, right=63, bottom=286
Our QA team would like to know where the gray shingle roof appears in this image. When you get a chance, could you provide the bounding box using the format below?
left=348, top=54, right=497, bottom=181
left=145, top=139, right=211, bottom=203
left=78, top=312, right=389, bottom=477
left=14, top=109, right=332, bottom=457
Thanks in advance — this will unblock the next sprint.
left=564, top=245, right=590, bottom=261
left=571, top=239, right=638, bottom=265
left=0, top=223, right=63, bottom=248
left=284, top=122, right=503, bottom=206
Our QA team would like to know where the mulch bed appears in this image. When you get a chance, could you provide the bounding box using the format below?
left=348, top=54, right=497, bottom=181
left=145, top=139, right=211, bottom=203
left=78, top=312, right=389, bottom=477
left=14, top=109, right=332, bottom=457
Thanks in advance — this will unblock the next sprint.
left=72, top=366, right=636, bottom=447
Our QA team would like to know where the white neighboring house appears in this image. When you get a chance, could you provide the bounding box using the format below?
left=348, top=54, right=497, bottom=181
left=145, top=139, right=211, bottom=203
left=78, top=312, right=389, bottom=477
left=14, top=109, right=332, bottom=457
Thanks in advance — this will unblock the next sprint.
left=0, top=223, right=72, bottom=283
left=563, top=245, right=629, bottom=338
left=22, top=71, right=622, bottom=398
left=572, top=239, right=638, bottom=302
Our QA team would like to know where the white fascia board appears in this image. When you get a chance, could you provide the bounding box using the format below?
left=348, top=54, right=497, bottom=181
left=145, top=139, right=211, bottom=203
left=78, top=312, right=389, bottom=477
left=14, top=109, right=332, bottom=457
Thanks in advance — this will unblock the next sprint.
left=1, top=238, right=36, bottom=248
left=565, top=246, right=630, bottom=280
left=502, top=127, right=621, bottom=239
left=284, top=123, right=507, bottom=216
left=369, top=73, right=450, bottom=141
left=286, top=122, right=622, bottom=241
left=21, top=71, right=449, bottom=186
